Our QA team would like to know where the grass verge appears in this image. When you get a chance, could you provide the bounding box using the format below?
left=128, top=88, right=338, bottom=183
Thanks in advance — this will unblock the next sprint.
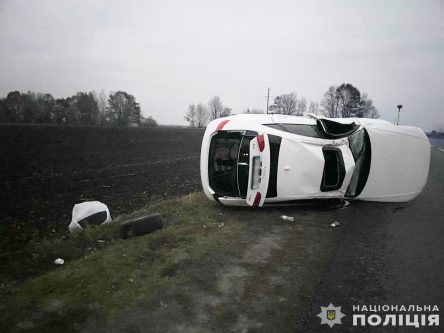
left=18, top=193, right=226, bottom=313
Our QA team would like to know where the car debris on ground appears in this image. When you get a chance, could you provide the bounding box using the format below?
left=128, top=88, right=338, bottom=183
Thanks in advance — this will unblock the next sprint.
left=69, top=201, right=112, bottom=233
left=54, top=258, right=64, bottom=265
left=68, top=201, right=165, bottom=239
left=330, top=221, right=341, bottom=227
left=119, top=213, right=164, bottom=239
left=280, top=215, right=295, bottom=221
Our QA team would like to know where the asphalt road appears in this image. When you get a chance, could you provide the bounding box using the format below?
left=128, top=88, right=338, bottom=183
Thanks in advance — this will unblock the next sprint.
left=298, top=145, right=444, bottom=332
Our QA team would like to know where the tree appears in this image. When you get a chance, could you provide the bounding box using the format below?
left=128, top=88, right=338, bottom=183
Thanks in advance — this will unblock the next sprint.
left=52, top=98, right=70, bottom=124
left=195, top=103, right=209, bottom=128
left=359, top=93, right=380, bottom=119
left=220, top=107, right=232, bottom=117
left=26, top=93, right=50, bottom=123
left=4, top=91, right=22, bottom=122
left=270, top=93, right=298, bottom=115
left=75, top=92, right=99, bottom=125
left=20, top=92, right=40, bottom=123
left=308, top=101, right=319, bottom=114
left=336, top=83, right=361, bottom=118
left=320, top=86, right=338, bottom=117
left=185, top=104, right=197, bottom=127
left=94, top=90, right=108, bottom=124
left=107, top=91, right=141, bottom=126
left=66, top=95, right=81, bottom=124
left=296, top=97, right=307, bottom=115
left=244, top=108, right=264, bottom=114
left=0, top=90, right=146, bottom=125
left=1, top=91, right=54, bottom=123
left=208, top=96, right=224, bottom=120
left=320, top=84, right=379, bottom=118
left=0, top=99, right=7, bottom=122
left=141, top=116, right=158, bottom=127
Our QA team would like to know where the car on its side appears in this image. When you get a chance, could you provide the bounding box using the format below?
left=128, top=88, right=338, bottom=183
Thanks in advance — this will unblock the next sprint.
left=200, top=114, right=430, bottom=207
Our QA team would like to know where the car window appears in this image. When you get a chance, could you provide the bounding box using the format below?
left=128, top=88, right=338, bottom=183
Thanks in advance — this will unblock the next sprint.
left=209, top=131, right=281, bottom=199
left=264, top=123, right=328, bottom=139
left=208, top=132, right=242, bottom=197
left=346, top=128, right=371, bottom=197
left=320, top=148, right=345, bottom=191
left=208, top=131, right=257, bottom=198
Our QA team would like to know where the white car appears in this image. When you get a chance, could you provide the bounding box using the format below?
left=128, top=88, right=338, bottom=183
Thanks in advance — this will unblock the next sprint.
left=200, top=114, right=430, bottom=207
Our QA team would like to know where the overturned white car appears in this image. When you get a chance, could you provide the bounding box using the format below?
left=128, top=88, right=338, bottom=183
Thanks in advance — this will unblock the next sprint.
left=200, top=114, right=430, bottom=207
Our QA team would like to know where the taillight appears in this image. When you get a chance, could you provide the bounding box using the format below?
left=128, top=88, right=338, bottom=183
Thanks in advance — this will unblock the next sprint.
left=216, top=119, right=230, bottom=131
left=257, top=134, right=265, bottom=152
left=252, top=192, right=262, bottom=207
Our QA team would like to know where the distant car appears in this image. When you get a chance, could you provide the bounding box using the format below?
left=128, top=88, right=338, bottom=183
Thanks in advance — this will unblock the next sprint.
left=200, top=114, right=430, bottom=207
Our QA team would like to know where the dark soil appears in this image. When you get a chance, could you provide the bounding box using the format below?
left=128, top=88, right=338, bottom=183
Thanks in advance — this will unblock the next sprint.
left=1, top=124, right=204, bottom=223
left=0, top=124, right=204, bottom=284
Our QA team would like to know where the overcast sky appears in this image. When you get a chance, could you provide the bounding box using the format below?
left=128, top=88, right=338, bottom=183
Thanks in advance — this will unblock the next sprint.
left=1, top=0, right=443, bottom=130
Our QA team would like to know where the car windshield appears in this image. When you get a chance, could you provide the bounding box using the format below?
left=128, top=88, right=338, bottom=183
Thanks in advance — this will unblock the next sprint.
left=208, top=131, right=255, bottom=197
left=346, top=128, right=371, bottom=197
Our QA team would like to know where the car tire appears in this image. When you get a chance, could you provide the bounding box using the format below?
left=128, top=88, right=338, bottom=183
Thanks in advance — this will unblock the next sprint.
left=119, top=213, right=164, bottom=239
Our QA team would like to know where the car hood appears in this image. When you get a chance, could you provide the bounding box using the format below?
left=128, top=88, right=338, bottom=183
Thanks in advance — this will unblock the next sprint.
left=358, top=125, right=430, bottom=202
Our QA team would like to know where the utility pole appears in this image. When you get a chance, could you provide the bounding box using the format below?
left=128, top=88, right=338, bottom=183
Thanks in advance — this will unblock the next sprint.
left=396, top=104, right=403, bottom=125
left=266, top=87, right=270, bottom=114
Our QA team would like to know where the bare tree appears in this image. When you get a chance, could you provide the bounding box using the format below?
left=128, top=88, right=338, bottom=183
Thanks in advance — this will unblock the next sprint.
left=195, top=103, right=209, bottom=128
left=244, top=108, right=264, bottom=114
left=320, top=86, right=338, bottom=117
left=321, top=84, right=380, bottom=118
left=208, top=96, right=224, bottom=120
left=220, top=107, right=231, bottom=117
left=336, top=83, right=361, bottom=117
left=296, top=97, right=307, bottom=115
left=185, top=104, right=197, bottom=127
left=270, top=92, right=298, bottom=115
left=308, top=101, right=319, bottom=114
left=96, top=90, right=108, bottom=124
left=360, top=93, right=380, bottom=119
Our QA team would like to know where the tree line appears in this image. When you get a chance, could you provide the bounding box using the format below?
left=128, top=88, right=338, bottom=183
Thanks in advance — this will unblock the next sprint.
left=0, top=90, right=158, bottom=127
left=184, top=96, right=232, bottom=128
left=267, top=83, right=379, bottom=118
left=184, top=83, right=379, bottom=127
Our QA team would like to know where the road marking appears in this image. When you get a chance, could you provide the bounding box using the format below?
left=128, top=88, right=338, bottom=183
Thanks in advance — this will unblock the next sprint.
left=439, top=148, right=444, bottom=152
